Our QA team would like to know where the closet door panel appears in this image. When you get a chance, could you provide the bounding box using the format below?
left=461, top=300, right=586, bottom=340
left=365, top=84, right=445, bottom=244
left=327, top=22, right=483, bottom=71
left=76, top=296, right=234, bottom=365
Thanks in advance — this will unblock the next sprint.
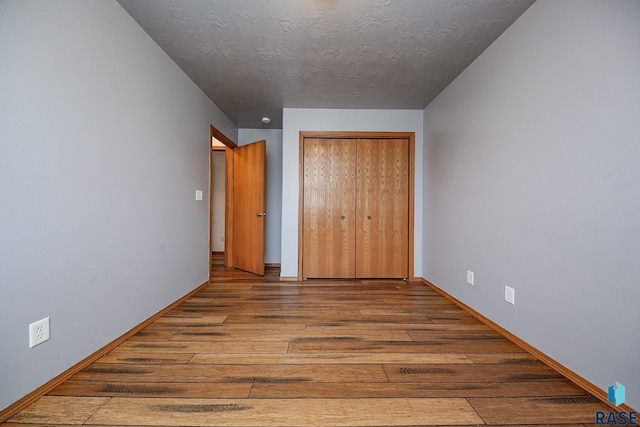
left=302, top=138, right=357, bottom=278
left=356, top=139, right=409, bottom=278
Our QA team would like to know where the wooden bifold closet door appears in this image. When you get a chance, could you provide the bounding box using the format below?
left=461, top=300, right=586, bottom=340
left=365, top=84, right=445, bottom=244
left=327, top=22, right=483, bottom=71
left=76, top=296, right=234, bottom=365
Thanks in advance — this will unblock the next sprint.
left=302, top=136, right=409, bottom=279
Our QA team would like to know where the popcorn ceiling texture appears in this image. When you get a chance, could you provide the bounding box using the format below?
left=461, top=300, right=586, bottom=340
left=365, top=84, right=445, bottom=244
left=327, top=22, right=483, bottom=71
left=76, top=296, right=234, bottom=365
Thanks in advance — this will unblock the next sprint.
left=118, top=0, right=535, bottom=128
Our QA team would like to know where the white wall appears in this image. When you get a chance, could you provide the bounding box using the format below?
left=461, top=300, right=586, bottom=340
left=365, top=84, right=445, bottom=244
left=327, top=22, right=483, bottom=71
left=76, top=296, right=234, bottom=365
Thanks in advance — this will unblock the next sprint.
left=211, top=151, right=226, bottom=251
left=238, top=129, right=283, bottom=264
left=0, top=0, right=237, bottom=410
left=281, top=108, right=423, bottom=278
left=423, top=0, right=640, bottom=409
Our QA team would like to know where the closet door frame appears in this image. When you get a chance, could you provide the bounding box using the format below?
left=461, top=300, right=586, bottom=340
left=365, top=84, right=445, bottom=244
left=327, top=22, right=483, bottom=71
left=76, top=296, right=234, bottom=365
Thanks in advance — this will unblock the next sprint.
left=297, top=131, right=415, bottom=281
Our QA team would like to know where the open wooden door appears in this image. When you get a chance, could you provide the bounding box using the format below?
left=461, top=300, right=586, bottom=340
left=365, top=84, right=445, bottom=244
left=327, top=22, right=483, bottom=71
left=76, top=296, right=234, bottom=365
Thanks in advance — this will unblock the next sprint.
left=231, top=140, right=266, bottom=275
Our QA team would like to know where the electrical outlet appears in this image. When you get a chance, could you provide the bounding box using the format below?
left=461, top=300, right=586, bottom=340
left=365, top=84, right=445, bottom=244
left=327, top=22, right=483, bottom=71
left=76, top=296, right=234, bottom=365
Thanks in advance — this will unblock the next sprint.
left=505, top=286, right=515, bottom=305
left=29, top=317, right=50, bottom=348
left=466, top=270, right=474, bottom=285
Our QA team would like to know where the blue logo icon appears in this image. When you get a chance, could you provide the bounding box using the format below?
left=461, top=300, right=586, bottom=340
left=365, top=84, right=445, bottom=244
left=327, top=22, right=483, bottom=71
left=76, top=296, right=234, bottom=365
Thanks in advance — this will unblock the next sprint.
left=608, top=382, right=625, bottom=407
left=596, top=383, right=636, bottom=425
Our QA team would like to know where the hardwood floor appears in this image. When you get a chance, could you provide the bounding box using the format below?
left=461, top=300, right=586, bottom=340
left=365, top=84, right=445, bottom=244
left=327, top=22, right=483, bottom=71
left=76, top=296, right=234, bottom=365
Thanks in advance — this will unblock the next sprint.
left=5, top=261, right=608, bottom=426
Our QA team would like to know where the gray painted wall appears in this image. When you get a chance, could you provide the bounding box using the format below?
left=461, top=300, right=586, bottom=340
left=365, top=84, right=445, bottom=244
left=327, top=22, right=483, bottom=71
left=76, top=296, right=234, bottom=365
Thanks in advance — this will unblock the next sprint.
left=423, top=0, right=640, bottom=409
left=0, top=0, right=237, bottom=410
left=238, top=129, right=283, bottom=264
left=281, top=108, right=424, bottom=278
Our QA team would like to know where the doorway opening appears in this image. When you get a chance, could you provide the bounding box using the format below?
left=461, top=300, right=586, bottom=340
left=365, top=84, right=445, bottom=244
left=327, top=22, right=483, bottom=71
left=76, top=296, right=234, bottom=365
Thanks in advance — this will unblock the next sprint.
left=210, top=147, right=226, bottom=268
left=208, top=124, right=267, bottom=280
left=208, top=125, right=236, bottom=280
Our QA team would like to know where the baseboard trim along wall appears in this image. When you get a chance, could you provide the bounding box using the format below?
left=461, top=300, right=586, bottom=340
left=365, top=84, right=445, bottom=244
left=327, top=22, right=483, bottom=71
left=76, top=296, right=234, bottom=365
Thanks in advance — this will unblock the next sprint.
left=3, top=277, right=633, bottom=422
left=420, top=278, right=636, bottom=413
left=0, top=280, right=211, bottom=423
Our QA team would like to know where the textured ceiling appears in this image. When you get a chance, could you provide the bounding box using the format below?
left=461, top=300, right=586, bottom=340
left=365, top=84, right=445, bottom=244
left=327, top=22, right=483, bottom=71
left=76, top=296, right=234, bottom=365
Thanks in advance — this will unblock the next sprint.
left=117, top=0, right=535, bottom=128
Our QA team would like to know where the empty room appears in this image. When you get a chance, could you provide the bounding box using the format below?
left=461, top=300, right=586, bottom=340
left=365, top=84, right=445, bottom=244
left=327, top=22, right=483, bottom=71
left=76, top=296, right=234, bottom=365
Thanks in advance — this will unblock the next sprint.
left=1, top=0, right=638, bottom=425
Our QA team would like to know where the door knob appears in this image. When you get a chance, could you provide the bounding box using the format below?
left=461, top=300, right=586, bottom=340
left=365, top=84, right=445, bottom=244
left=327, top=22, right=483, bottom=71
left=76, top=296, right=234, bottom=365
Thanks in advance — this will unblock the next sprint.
left=256, top=212, right=266, bottom=217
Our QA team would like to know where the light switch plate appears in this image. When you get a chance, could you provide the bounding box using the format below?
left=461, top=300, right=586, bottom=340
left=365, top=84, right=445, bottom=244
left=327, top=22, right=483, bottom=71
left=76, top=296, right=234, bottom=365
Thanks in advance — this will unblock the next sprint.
left=195, top=190, right=203, bottom=201
left=505, top=286, right=515, bottom=305
left=466, top=270, right=474, bottom=285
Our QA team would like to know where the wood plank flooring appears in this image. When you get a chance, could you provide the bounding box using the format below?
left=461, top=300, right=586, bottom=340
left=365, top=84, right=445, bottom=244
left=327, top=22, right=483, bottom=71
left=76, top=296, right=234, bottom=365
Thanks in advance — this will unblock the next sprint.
left=5, top=263, right=609, bottom=426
